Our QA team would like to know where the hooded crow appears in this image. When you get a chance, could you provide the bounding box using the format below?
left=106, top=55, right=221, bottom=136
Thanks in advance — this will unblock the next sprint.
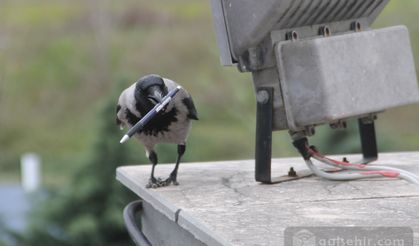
left=116, top=74, right=198, bottom=188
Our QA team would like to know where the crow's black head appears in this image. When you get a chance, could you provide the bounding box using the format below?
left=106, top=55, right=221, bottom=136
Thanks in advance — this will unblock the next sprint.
left=134, top=74, right=168, bottom=112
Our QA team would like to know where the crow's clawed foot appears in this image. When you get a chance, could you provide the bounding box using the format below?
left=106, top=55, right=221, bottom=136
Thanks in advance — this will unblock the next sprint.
left=146, top=177, right=169, bottom=189
left=164, top=174, right=179, bottom=186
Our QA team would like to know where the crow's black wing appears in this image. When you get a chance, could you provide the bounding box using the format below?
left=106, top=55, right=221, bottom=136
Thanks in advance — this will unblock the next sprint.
left=182, top=96, right=198, bottom=120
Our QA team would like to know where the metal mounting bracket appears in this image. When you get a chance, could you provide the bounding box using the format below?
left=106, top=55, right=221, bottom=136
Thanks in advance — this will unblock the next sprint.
left=255, top=87, right=273, bottom=183
left=358, top=118, right=378, bottom=164
left=255, top=87, right=312, bottom=183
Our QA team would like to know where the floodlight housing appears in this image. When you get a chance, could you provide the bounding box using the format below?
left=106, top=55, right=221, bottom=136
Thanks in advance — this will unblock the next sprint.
left=212, top=0, right=390, bottom=66
left=210, top=0, right=419, bottom=183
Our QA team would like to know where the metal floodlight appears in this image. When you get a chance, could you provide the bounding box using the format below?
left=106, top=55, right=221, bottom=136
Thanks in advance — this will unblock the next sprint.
left=210, top=0, right=419, bottom=183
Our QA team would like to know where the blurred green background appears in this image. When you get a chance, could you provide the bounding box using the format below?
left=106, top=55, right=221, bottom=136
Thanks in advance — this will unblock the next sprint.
left=0, top=0, right=418, bottom=245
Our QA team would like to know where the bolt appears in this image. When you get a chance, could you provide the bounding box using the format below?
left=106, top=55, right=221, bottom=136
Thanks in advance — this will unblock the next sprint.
left=288, top=167, right=297, bottom=177
left=342, top=121, right=347, bottom=128
left=256, top=90, right=270, bottom=104
left=319, top=26, right=331, bottom=37
left=286, top=31, right=298, bottom=41
left=351, top=21, right=362, bottom=32
left=330, top=120, right=347, bottom=129
left=330, top=123, right=339, bottom=129
left=361, top=115, right=376, bottom=124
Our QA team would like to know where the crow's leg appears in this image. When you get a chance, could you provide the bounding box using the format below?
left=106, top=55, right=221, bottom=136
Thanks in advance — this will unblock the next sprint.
left=165, top=144, right=185, bottom=186
left=146, top=150, right=165, bottom=188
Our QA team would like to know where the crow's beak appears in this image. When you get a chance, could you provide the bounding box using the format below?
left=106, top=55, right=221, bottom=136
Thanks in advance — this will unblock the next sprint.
left=147, top=89, right=164, bottom=105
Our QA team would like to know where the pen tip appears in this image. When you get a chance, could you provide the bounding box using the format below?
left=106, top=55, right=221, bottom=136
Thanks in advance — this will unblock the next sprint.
left=120, top=135, right=130, bottom=144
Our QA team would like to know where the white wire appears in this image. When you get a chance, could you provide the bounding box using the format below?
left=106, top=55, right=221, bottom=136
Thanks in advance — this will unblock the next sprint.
left=289, top=133, right=419, bottom=186
left=310, top=154, right=419, bottom=185
left=312, top=154, right=419, bottom=180
left=304, top=158, right=384, bottom=181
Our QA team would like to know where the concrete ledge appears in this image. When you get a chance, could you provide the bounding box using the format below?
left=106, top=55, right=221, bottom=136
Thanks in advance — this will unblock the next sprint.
left=116, top=152, right=419, bottom=246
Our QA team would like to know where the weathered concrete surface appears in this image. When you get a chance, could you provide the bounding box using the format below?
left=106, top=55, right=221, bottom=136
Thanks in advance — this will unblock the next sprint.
left=116, top=152, right=419, bottom=246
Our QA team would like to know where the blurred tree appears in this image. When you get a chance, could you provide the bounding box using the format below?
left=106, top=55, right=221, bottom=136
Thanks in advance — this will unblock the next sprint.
left=0, top=217, right=9, bottom=246
left=9, top=83, right=143, bottom=246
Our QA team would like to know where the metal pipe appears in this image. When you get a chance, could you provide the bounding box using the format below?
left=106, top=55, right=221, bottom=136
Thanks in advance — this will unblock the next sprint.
left=123, top=200, right=151, bottom=246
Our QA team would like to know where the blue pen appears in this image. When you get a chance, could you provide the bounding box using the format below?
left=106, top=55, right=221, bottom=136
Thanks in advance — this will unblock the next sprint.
left=120, top=86, right=182, bottom=144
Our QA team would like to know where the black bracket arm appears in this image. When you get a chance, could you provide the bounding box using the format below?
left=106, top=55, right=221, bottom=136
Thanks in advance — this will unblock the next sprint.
left=255, top=87, right=274, bottom=183
left=358, top=118, right=378, bottom=163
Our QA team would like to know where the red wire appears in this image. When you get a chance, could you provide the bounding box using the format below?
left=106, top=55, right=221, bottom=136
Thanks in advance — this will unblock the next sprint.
left=306, top=145, right=400, bottom=177
left=306, top=146, right=367, bottom=168
left=360, top=170, right=400, bottom=178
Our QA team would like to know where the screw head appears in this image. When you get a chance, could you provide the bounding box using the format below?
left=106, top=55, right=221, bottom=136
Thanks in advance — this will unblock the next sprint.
left=256, top=90, right=270, bottom=104
left=351, top=21, right=362, bottom=32
left=288, top=167, right=297, bottom=177
left=286, top=31, right=298, bottom=41
left=320, top=26, right=331, bottom=37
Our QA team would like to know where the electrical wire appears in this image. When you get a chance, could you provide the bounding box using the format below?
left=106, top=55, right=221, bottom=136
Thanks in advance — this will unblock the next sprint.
left=304, top=158, right=385, bottom=181
left=308, top=147, right=419, bottom=185
left=291, top=135, right=419, bottom=186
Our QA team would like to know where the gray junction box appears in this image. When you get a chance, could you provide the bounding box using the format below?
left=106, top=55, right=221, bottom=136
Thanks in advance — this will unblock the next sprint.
left=210, top=0, right=419, bottom=183
left=276, top=26, right=419, bottom=131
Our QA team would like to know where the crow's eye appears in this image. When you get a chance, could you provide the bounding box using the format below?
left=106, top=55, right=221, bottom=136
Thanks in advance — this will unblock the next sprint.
left=148, top=96, right=159, bottom=104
